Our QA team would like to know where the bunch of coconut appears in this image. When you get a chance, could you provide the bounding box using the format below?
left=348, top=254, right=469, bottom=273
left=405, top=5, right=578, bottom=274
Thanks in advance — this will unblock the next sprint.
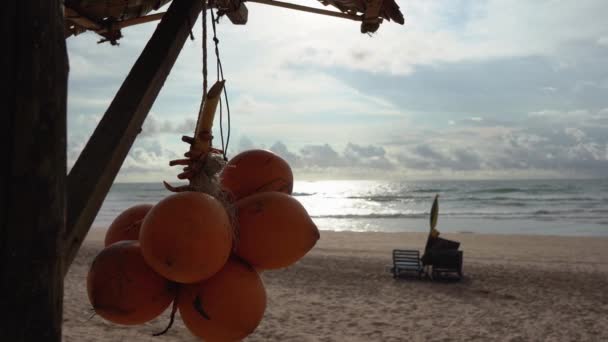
left=88, top=81, right=319, bottom=340
left=88, top=146, right=319, bottom=341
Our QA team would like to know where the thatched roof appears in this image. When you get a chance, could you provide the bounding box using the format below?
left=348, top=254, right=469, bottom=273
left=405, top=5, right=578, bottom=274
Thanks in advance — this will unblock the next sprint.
left=65, top=0, right=171, bottom=22
left=318, top=0, right=404, bottom=33
left=64, top=0, right=404, bottom=43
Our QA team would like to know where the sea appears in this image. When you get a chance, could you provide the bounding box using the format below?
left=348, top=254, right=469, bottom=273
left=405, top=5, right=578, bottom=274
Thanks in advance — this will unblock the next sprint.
left=93, top=179, right=608, bottom=237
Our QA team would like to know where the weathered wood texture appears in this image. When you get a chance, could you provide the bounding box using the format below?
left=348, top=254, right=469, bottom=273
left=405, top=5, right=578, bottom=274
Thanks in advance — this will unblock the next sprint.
left=0, top=1, right=68, bottom=341
left=65, top=0, right=172, bottom=22
left=64, top=0, right=202, bottom=273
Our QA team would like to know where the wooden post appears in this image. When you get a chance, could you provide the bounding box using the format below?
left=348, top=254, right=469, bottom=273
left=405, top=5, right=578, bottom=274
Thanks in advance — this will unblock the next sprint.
left=0, top=1, right=68, bottom=341
left=63, top=0, right=202, bottom=274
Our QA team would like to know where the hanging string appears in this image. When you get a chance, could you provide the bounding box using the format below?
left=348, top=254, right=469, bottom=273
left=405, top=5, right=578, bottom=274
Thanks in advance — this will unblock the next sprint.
left=210, top=9, right=232, bottom=160
left=195, top=0, right=208, bottom=134
left=201, top=0, right=208, bottom=102
left=211, top=10, right=225, bottom=158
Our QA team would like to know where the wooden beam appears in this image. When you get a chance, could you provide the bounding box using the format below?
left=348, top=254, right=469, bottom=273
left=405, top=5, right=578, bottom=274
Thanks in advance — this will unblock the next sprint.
left=0, top=1, right=68, bottom=340
left=63, top=0, right=202, bottom=274
left=113, top=12, right=167, bottom=30
left=64, top=6, right=102, bottom=32
left=65, top=7, right=167, bottom=35
left=247, top=0, right=363, bottom=21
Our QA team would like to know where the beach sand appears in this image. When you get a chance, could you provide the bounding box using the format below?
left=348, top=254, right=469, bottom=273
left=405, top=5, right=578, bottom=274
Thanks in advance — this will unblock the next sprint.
left=64, top=229, right=608, bottom=341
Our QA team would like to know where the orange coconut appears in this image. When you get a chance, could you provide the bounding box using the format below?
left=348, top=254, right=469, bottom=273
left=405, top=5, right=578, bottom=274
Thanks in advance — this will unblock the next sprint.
left=104, top=204, right=153, bottom=246
left=235, top=191, right=319, bottom=270
left=86, top=241, right=175, bottom=325
left=139, top=191, right=232, bottom=283
left=220, top=149, right=293, bottom=201
left=178, top=257, right=266, bottom=341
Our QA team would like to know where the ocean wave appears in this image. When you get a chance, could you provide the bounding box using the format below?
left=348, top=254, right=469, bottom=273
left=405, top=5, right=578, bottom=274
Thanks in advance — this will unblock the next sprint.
left=531, top=208, right=608, bottom=215
left=467, top=187, right=522, bottom=194
left=345, top=195, right=417, bottom=202
left=411, top=188, right=446, bottom=193
left=457, top=196, right=600, bottom=203
left=318, top=194, right=601, bottom=206
left=292, top=192, right=316, bottom=196
left=312, top=213, right=427, bottom=219
left=496, top=202, right=527, bottom=207
left=465, top=187, right=582, bottom=195
left=311, top=208, right=608, bottom=220
left=457, top=208, right=608, bottom=217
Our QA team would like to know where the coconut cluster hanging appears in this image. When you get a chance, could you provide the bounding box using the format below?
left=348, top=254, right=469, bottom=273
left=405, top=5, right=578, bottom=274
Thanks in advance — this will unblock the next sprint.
left=87, top=85, right=319, bottom=340
left=87, top=28, right=319, bottom=340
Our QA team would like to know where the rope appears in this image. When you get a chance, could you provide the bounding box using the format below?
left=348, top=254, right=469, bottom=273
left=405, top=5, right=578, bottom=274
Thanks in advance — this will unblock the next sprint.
left=211, top=9, right=232, bottom=160
left=202, top=0, right=208, bottom=102
left=211, top=9, right=225, bottom=158
left=190, top=4, right=231, bottom=160
left=195, top=0, right=208, bottom=134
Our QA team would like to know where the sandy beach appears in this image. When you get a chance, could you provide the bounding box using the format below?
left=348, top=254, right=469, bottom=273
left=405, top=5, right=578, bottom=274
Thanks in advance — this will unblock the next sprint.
left=63, top=229, right=608, bottom=341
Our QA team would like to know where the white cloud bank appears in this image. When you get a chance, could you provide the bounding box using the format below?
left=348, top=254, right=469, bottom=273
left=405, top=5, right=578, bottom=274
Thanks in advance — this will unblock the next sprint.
left=97, top=107, right=607, bottom=182
left=66, top=0, right=608, bottom=181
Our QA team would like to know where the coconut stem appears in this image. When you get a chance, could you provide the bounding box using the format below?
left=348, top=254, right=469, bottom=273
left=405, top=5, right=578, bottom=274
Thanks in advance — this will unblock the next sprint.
left=193, top=295, right=211, bottom=320
left=163, top=80, right=226, bottom=194
left=153, top=290, right=179, bottom=337
left=192, top=80, right=225, bottom=157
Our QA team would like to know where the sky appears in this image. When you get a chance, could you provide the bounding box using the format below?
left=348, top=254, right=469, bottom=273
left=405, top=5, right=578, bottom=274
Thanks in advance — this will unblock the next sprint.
left=66, top=0, right=608, bottom=182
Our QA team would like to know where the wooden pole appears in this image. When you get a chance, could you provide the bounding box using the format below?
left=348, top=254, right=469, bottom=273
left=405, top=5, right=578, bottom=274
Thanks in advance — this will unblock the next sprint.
left=64, top=0, right=202, bottom=274
left=0, top=1, right=68, bottom=341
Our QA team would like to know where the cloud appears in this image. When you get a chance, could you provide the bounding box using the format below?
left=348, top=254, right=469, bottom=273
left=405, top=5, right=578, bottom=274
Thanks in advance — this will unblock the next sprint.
left=65, top=1, right=608, bottom=180
left=379, top=106, right=608, bottom=177
left=139, top=115, right=196, bottom=137
left=229, top=0, right=608, bottom=76
left=118, top=138, right=180, bottom=180
left=342, top=143, right=394, bottom=169
left=403, top=144, right=482, bottom=171
left=299, top=144, right=344, bottom=168
left=564, top=127, right=586, bottom=143
left=232, top=140, right=398, bottom=174
left=67, top=134, right=87, bottom=169
left=236, top=136, right=255, bottom=152
left=269, top=141, right=302, bottom=168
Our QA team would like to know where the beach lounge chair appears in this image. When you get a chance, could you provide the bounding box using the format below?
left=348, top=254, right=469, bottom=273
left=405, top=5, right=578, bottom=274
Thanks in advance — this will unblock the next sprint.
left=422, top=238, right=463, bottom=280
left=421, top=195, right=464, bottom=280
left=390, top=195, right=463, bottom=281
left=391, top=249, right=424, bottom=279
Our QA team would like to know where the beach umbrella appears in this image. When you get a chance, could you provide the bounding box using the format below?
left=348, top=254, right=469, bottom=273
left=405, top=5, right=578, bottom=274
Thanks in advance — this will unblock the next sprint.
left=430, top=194, right=440, bottom=238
